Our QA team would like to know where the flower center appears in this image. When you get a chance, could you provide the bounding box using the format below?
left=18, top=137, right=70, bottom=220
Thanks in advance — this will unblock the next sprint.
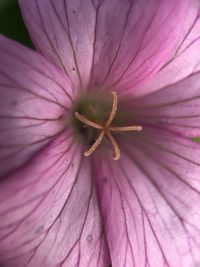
left=74, top=91, right=142, bottom=160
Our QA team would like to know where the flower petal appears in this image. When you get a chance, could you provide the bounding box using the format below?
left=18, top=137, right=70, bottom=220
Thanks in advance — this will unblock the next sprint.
left=127, top=0, right=200, bottom=98
left=0, top=133, right=110, bottom=267
left=128, top=70, right=200, bottom=138
left=93, top=129, right=200, bottom=267
left=122, top=7, right=200, bottom=138
left=19, top=0, right=189, bottom=91
left=0, top=36, right=73, bottom=178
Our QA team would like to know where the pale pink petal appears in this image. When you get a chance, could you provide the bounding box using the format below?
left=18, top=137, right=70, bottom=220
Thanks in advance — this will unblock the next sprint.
left=120, top=8, right=200, bottom=138
left=127, top=0, right=200, bottom=98
left=19, top=0, right=97, bottom=92
left=0, top=36, right=73, bottom=178
left=127, top=69, right=200, bottom=138
left=0, top=133, right=110, bottom=267
left=93, top=129, right=200, bottom=267
left=19, top=0, right=189, bottom=92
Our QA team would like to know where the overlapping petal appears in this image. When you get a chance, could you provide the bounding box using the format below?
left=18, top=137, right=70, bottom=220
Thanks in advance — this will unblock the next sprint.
left=119, top=2, right=200, bottom=138
left=93, top=129, right=200, bottom=267
left=19, top=0, right=189, bottom=92
left=126, top=0, right=200, bottom=98
left=124, top=69, right=200, bottom=138
left=0, top=36, right=74, bottom=178
left=0, top=133, right=110, bottom=267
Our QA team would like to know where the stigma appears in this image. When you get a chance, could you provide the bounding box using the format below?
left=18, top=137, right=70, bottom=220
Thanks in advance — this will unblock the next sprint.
left=74, top=91, right=142, bottom=160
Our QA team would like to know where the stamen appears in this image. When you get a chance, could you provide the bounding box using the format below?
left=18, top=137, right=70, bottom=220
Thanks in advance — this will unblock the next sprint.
left=110, top=125, right=143, bottom=132
left=74, top=91, right=142, bottom=160
left=106, top=131, right=120, bottom=160
left=74, top=111, right=103, bottom=130
left=105, top=91, right=118, bottom=127
left=84, top=130, right=105, bottom=157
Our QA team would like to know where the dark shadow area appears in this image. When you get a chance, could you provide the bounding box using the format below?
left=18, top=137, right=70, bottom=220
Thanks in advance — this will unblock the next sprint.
left=0, top=0, right=33, bottom=47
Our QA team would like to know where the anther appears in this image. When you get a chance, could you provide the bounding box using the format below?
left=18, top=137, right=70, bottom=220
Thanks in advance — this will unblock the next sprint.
left=74, top=91, right=142, bottom=160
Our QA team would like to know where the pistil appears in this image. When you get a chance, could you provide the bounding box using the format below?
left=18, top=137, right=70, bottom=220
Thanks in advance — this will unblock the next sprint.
left=74, top=91, right=142, bottom=160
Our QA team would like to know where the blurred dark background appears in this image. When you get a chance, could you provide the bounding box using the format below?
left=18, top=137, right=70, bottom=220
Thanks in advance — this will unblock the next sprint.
left=0, top=0, right=32, bottom=47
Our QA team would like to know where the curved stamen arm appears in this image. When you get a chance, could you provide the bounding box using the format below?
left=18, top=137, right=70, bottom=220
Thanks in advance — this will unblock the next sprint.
left=105, top=91, right=118, bottom=127
left=84, top=130, right=105, bottom=157
left=110, top=125, right=143, bottom=132
left=106, top=130, right=120, bottom=161
left=74, top=111, right=103, bottom=130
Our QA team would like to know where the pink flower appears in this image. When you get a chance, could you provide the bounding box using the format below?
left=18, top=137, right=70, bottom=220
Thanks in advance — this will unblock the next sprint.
left=0, top=0, right=200, bottom=266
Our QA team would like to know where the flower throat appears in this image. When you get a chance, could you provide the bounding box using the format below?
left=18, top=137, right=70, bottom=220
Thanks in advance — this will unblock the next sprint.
left=73, top=91, right=142, bottom=160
